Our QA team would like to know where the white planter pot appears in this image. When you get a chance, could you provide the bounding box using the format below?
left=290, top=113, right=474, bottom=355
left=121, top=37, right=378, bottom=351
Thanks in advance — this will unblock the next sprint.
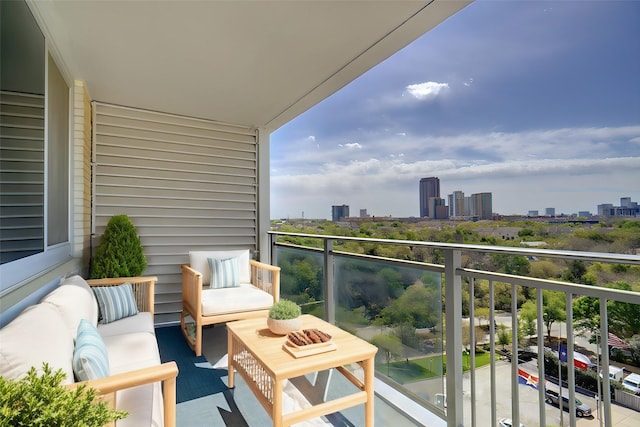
left=267, top=316, right=302, bottom=335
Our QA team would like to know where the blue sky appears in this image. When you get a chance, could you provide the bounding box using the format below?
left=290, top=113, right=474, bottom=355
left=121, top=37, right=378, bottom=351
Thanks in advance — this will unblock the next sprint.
left=270, top=1, right=640, bottom=220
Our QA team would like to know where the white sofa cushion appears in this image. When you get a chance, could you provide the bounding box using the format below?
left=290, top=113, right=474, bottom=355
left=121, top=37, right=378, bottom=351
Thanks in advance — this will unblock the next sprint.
left=201, top=284, right=273, bottom=316
left=103, top=332, right=161, bottom=375
left=40, top=274, right=99, bottom=339
left=117, top=382, right=163, bottom=427
left=0, top=303, right=75, bottom=384
left=190, top=249, right=250, bottom=285
left=97, top=312, right=155, bottom=338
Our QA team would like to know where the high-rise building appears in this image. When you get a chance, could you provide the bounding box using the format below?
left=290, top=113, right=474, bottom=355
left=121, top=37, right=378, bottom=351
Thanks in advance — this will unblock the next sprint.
left=471, top=192, right=492, bottom=220
left=545, top=208, right=556, bottom=217
left=419, top=177, right=440, bottom=217
left=331, top=205, right=349, bottom=221
left=448, top=191, right=465, bottom=217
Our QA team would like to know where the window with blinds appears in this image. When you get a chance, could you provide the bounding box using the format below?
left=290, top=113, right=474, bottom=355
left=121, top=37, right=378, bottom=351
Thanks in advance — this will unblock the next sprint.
left=1, top=0, right=46, bottom=265
left=1, top=0, right=70, bottom=287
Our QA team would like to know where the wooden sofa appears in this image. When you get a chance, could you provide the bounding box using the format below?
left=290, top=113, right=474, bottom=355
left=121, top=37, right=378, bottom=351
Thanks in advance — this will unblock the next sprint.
left=181, top=250, right=280, bottom=356
left=0, top=275, right=178, bottom=427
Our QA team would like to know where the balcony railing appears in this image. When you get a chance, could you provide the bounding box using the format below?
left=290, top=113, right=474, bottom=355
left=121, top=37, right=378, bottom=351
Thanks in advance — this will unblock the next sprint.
left=268, top=230, right=640, bottom=427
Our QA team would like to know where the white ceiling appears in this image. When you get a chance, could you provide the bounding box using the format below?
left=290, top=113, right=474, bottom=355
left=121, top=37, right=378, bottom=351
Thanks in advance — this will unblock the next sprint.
left=30, top=0, right=470, bottom=131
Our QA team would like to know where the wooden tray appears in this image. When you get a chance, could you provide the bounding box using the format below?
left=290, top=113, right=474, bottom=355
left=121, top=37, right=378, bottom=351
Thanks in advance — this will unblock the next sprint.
left=283, top=339, right=337, bottom=358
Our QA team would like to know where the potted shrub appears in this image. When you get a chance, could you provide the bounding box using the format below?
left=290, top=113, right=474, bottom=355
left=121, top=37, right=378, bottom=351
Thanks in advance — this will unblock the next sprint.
left=90, top=214, right=146, bottom=279
left=267, top=299, right=302, bottom=335
left=0, top=363, right=127, bottom=426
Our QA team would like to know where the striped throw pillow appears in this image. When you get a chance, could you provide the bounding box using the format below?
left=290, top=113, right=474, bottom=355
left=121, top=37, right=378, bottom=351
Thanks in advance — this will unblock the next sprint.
left=73, top=318, right=110, bottom=381
left=92, top=283, right=139, bottom=324
left=208, top=257, right=240, bottom=289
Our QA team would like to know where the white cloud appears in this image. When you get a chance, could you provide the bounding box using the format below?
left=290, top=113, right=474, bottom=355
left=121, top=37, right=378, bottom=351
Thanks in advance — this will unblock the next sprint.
left=339, top=142, right=362, bottom=150
left=405, top=82, right=450, bottom=101
left=271, top=125, right=640, bottom=218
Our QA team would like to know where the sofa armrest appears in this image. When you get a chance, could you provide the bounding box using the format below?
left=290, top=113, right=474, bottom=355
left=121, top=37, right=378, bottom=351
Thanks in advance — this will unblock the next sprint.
left=69, top=361, right=179, bottom=427
left=86, top=276, right=157, bottom=316
left=249, top=260, right=280, bottom=303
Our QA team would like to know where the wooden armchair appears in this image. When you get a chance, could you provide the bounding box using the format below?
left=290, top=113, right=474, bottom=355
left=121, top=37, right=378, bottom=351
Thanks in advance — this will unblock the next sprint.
left=181, top=250, right=280, bottom=356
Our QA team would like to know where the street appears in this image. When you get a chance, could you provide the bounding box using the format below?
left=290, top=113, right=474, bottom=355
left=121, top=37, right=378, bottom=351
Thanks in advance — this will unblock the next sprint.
left=461, top=360, right=640, bottom=427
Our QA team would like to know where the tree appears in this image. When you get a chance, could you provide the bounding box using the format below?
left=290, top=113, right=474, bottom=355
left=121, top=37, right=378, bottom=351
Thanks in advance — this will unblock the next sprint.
left=462, top=323, right=482, bottom=352
left=562, top=260, right=587, bottom=282
left=379, top=284, right=440, bottom=329
left=491, top=254, right=531, bottom=276
left=543, top=290, right=566, bottom=340
left=519, top=300, right=537, bottom=338
left=573, top=295, right=600, bottom=341
left=573, top=281, right=640, bottom=339
left=90, top=214, right=146, bottom=278
left=498, top=324, right=511, bottom=350
left=607, top=282, right=640, bottom=337
left=475, top=306, right=490, bottom=329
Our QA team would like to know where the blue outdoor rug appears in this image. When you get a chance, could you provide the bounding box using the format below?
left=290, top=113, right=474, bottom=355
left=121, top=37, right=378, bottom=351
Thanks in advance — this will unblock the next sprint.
left=155, top=325, right=227, bottom=403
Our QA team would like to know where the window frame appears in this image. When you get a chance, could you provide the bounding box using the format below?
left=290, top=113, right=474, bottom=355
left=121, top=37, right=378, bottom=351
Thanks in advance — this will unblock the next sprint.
left=0, top=1, right=73, bottom=295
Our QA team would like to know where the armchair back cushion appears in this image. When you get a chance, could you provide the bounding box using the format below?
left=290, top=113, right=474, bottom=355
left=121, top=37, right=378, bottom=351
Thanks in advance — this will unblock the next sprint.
left=190, top=250, right=250, bottom=284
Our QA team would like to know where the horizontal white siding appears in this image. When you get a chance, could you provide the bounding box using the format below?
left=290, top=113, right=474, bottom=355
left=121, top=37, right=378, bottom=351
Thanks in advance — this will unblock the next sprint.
left=92, top=102, right=257, bottom=323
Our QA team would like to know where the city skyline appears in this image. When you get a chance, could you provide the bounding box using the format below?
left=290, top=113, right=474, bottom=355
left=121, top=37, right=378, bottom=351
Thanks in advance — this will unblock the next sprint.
left=270, top=1, right=640, bottom=220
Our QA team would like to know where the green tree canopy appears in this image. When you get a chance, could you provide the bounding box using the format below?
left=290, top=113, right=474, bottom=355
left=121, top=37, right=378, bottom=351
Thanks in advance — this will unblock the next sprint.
left=543, top=290, right=566, bottom=340
left=379, top=284, right=440, bottom=329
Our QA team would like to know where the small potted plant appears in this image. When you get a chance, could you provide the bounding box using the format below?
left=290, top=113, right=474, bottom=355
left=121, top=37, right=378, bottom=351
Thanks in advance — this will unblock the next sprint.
left=267, top=299, right=302, bottom=335
left=90, top=214, right=147, bottom=279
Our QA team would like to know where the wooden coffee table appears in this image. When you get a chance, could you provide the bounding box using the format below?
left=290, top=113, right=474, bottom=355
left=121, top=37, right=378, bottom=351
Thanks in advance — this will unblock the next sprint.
left=227, top=314, right=378, bottom=427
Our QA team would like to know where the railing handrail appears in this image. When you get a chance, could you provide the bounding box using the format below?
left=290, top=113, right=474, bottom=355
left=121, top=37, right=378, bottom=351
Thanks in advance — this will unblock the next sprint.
left=460, top=267, right=640, bottom=304
left=269, top=230, right=640, bottom=265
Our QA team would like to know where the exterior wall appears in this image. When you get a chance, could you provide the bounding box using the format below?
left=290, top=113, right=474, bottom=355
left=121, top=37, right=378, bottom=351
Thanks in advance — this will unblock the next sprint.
left=92, top=102, right=259, bottom=324
left=72, top=81, right=92, bottom=272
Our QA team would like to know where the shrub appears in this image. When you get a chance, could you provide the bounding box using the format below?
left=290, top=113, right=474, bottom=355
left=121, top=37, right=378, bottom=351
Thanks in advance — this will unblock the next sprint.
left=268, top=299, right=301, bottom=320
left=0, top=363, right=127, bottom=427
left=90, top=214, right=146, bottom=278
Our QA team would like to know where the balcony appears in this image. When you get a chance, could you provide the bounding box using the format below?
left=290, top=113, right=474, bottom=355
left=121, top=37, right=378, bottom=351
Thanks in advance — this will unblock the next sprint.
left=262, top=230, right=640, bottom=427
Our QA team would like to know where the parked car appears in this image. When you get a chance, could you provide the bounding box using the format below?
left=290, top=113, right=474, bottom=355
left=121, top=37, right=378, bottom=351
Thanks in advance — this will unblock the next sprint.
left=599, top=365, right=624, bottom=382
left=622, top=372, right=640, bottom=395
left=499, top=418, right=525, bottom=427
left=544, top=389, right=592, bottom=417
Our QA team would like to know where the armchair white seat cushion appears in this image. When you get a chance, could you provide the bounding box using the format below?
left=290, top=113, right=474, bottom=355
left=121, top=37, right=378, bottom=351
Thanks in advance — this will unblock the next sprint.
left=201, top=283, right=274, bottom=316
